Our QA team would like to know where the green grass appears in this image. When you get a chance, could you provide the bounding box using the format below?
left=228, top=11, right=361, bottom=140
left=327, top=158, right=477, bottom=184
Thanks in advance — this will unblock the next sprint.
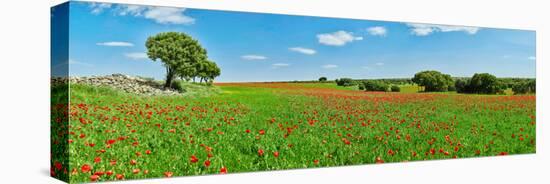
left=52, top=82, right=535, bottom=183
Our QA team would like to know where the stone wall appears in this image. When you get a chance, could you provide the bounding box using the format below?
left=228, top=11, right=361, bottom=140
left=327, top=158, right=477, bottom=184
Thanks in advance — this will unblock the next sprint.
left=52, top=74, right=181, bottom=96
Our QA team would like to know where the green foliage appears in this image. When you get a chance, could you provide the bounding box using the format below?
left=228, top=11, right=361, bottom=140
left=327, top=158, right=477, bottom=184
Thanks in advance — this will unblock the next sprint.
left=412, top=70, right=454, bottom=92
left=146, top=32, right=220, bottom=89
left=335, top=78, right=355, bottom=86
left=512, top=80, right=536, bottom=94
left=454, top=79, right=470, bottom=93
left=319, top=77, right=327, bottom=82
left=362, top=80, right=389, bottom=91
left=468, top=73, right=505, bottom=94
left=358, top=83, right=365, bottom=90
left=391, top=85, right=401, bottom=92
left=171, top=80, right=186, bottom=93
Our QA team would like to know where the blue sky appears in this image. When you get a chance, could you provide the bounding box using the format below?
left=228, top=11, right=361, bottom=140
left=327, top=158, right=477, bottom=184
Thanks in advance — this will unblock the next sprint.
left=53, top=1, right=536, bottom=82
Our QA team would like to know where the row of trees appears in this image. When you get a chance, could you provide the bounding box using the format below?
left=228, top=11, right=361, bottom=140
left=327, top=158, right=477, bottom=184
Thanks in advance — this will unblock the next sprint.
left=330, top=70, right=534, bottom=95
left=333, top=78, right=401, bottom=92
left=146, top=32, right=221, bottom=89
left=412, top=70, right=535, bottom=94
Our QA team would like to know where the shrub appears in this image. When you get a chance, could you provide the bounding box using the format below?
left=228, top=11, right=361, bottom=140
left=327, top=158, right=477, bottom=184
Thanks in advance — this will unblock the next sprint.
left=512, top=80, right=535, bottom=94
left=319, top=77, right=327, bottom=82
left=412, top=70, right=454, bottom=92
left=454, top=79, right=470, bottom=93
left=469, top=73, right=505, bottom=94
left=358, top=83, right=365, bottom=90
left=336, top=78, right=355, bottom=86
left=391, top=85, right=401, bottom=92
left=363, top=80, right=389, bottom=91
left=170, top=80, right=186, bottom=93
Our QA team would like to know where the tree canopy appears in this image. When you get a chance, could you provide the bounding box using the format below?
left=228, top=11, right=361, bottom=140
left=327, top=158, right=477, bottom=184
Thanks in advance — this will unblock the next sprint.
left=412, top=70, right=453, bottom=92
left=146, top=32, right=220, bottom=88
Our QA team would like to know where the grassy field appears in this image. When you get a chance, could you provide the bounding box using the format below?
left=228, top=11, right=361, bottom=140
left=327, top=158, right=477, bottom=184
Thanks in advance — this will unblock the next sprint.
left=52, top=82, right=536, bottom=183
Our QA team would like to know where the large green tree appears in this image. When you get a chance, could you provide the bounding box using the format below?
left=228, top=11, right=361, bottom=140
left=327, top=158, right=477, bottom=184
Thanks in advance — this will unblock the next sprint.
left=146, top=32, right=208, bottom=88
left=469, top=73, right=504, bottom=94
left=412, top=70, right=453, bottom=92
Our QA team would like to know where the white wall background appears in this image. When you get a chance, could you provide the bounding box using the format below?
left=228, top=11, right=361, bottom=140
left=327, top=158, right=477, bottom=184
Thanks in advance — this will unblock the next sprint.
left=0, top=0, right=547, bottom=183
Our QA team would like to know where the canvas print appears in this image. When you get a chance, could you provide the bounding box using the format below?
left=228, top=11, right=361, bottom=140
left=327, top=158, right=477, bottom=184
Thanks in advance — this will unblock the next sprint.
left=51, top=1, right=536, bottom=183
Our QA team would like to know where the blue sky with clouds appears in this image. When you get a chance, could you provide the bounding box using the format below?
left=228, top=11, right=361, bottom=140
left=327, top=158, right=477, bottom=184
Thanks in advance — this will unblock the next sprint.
left=54, top=1, right=536, bottom=82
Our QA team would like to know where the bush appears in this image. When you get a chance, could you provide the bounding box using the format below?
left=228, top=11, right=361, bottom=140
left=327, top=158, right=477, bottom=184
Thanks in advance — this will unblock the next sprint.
left=363, top=80, right=389, bottom=91
left=171, top=80, right=186, bottom=93
left=412, top=70, right=454, bottom=92
left=391, top=85, right=401, bottom=92
left=319, top=77, right=327, bottom=82
left=512, top=80, right=535, bottom=94
left=358, top=83, right=365, bottom=90
left=469, top=73, right=505, bottom=94
left=336, top=78, right=355, bottom=86
left=454, top=79, right=470, bottom=93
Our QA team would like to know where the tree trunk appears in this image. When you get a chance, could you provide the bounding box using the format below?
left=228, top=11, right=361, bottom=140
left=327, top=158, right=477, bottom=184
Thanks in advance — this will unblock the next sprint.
left=164, top=67, right=175, bottom=89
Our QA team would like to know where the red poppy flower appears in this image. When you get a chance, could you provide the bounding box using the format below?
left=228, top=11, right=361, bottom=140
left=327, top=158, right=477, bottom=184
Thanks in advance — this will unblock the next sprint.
left=258, top=149, right=264, bottom=156
left=220, top=167, right=227, bottom=174
left=94, top=171, right=104, bottom=176
left=132, top=168, right=140, bottom=174
left=130, top=159, right=137, bottom=165
left=164, top=171, right=173, bottom=177
left=387, top=149, right=395, bottom=156
left=245, top=129, right=251, bottom=133
left=313, top=160, right=319, bottom=165
left=54, top=162, right=62, bottom=171
left=115, top=174, right=124, bottom=180
left=81, top=164, right=91, bottom=173
left=90, top=174, right=100, bottom=182
left=110, top=160, right=117, bottom=166
left=94, top=157, right=101, bottom=163
left=259, top=130, right=265, bottom=135
left=145, top=150, right=151, bottom=155
left=273, top=151, right=280, bottom=158
left=79, top=134, right=86, bottom=139
left=143, top=170, right=149, bottom=174
left=498, top=152, right=508, bottom=156
left=106, top=139, right=116, bottom=145
left=190, top=155, right=199, bottom=163
left=106, top=170, right=113, bottom=176
left=375, top=157, right=384, bottom=164
left=204, top=160, right=211, bottom=167
left=342, top=138, right=351, bottom=145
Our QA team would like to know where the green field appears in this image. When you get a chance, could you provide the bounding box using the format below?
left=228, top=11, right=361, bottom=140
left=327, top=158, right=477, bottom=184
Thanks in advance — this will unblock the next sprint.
left=51, top=82, right=536, bottom=183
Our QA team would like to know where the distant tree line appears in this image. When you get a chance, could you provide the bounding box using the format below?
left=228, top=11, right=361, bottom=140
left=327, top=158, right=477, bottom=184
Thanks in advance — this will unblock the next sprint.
left=329, top=70, right=534, bottom=95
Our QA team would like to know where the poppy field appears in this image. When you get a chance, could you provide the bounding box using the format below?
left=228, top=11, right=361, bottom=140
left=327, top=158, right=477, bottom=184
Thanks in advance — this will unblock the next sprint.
left=51, top=82, right=535, bottom=183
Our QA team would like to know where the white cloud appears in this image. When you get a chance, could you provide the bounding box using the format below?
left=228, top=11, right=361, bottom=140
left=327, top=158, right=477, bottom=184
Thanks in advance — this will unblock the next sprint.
left=68, top=59, right=93, bottom=67
left=322, top=64, right=338, bottom=69
left=92, top=4, right=195, bottom=25
left=125, top=52, right=148, bottom=60
left=289, top=47, right=317, bottom=55
left=367, top=26, right=387, bottom=36
left=272, top=63, right=290, bottom=68
left=89, top=3, right=112, bottom=15
left=96, top=42, right=134, bottom=47
left=116, top=5, right=146, bottom=16
left=528, top=56, right=536, bottom=60
left=241, top=55, right=267, bottom=61
left=406, top=23, right=480, bottom=36
left=375, top=62, right=384, bottom=66
left=143, top=7, right=195, bottom=25
left=317, top=31, right=363, bottom=46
